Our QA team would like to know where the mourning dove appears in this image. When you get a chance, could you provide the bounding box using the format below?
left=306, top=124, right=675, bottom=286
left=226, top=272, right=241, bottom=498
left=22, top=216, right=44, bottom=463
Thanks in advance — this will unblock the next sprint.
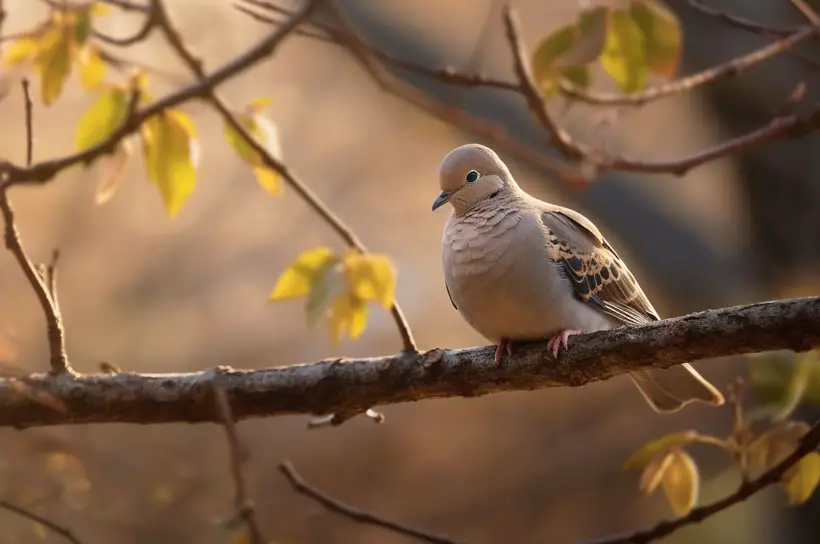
left=433, top=143, right=724, bottom=413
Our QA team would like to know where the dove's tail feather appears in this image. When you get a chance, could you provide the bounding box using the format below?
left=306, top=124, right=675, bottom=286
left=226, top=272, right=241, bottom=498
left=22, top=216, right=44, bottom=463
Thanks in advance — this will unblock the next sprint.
left=629, top=364, right=725, bottom=413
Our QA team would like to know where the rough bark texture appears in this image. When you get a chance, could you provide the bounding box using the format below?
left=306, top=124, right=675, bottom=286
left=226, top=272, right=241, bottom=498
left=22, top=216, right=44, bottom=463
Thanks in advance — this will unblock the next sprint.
left=2, top=297, right=818, bottom=428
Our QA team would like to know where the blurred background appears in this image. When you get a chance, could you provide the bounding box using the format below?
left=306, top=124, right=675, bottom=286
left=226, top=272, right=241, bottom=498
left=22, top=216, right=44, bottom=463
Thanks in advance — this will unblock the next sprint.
left=0, top=0, right=819, bottom=542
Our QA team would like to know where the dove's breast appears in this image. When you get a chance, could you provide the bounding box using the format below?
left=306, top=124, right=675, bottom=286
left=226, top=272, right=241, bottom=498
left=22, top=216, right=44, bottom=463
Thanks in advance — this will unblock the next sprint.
left=442, top=205, right=611, bottom=342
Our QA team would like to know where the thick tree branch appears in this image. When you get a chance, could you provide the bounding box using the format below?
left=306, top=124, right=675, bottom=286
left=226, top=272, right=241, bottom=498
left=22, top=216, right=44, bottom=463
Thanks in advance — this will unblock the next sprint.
left=0, top=297, right=817, bottom=428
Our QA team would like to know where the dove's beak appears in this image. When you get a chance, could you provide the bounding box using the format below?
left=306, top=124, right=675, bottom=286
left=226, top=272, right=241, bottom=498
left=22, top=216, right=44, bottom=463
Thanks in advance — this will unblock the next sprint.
left=431, top=190, right=452, bottom=211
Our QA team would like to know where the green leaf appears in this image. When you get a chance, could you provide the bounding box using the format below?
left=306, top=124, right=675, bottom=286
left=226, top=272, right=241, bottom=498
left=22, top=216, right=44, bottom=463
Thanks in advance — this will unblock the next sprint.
left=601, top=9, right=647, bottom=93
left=630, top=0, right=682, bottom=78
left=624, top=430, right=698, bottom=470
left=531, top=7, right=608, bottom=95
left=749, top=351, right=820, bottom=420
left=140, top=110, right=199, bottom=217
left=782, top=452, right=820, bottom=506
left=661, top=448, right=699, bottom=516
left=75, top=88, right=128, bottom=151
left=270, top=247, right=338, bottom=301
left=561, top=66, right=590, bottom=89
left=74, top=7, right=93, bottom=46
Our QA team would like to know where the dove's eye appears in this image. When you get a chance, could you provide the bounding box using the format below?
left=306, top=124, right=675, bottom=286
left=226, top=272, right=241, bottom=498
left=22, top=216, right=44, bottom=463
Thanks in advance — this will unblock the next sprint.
left=465, top=170, right=480, bottom=184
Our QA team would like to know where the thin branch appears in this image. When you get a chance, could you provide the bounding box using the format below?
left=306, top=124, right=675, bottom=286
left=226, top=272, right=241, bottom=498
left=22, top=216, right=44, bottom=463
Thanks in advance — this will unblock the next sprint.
left=213, top=384, right=266, bottom=544
left=0, top=0, right=318, bottom=189
left=790, top=0, right=820, bottom=27
left=686, top=0, right=796, bottom=37
left=93, top=2, right=157, bottom=47
left=149, top=0, right=417, bottom=353
left=0, top=297, right=817, bottom=428
left=560, top=26, right=817, bottom=106
left=501, top=5, right=585, bottom=160
left=239, top=1, right=820, bottom=180
left=279, top=461, right=467, bottom=544
left=0, top=82, right=71, bottom=374
left=590, top=419, right=820, bottom=544
left=0, top=499, right=84, bottom=544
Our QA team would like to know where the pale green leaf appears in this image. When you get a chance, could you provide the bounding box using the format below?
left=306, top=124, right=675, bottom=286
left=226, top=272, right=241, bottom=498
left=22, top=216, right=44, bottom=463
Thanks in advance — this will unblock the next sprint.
left=77, top=44, right=106, bottom=90
left=305, top=261, right=347, bottom=328
left=328, top=292, right=368, bottom=344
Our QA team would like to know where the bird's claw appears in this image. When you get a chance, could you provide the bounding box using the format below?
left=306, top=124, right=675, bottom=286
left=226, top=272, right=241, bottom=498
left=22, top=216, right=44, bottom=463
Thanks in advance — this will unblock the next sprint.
left=547, top=329, right=583, bottom=358
left=494, top=338, right=514, bottom=365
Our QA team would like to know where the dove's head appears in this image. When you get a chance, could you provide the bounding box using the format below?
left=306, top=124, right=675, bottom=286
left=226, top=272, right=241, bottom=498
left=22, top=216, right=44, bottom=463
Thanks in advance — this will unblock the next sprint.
left=432, top=143, right=516, bottom=214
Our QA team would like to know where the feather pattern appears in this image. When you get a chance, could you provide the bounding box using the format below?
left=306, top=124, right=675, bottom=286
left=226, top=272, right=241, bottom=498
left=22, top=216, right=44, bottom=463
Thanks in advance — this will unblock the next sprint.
left=540, top=206, right=660, bottom=327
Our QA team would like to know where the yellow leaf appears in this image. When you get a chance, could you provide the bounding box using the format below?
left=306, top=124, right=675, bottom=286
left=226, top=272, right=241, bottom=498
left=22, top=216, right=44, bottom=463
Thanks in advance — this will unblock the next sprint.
left=630, top=0, right=682, bottom=78
left=246, top=96, right=273, bottom=113
left=306, top=261, right=347, bottom=327
left=252, top=167, right=281, bottom=195
left=91, top=3, right=111, bottom=17
left=140, top=110, right=199, bottom=217
left=95, top=137, right=133, bottom=205
left=624, top=430, right=698, bottom=470
left=661, top=448, right=699, bottom=516
left=32, top=522, right=47, bottom=539
left=639, top=451, right=673, bottom=495
left=342, top=253, right=397, bottom=309
left=601, top=9, right=647, bottom=93
left=75, top=88, right=128, bottom=151
left=229, top=527, right=252, bottom=544
left=327, top=292, right=368, bottom=344
left=2, top=38, right=38, bottom=66
left=34, top=26, right=73, bottom=105
left=77, top=44, right=106, bottom=90
left=270, top=247, right=337, bottom=301
left=782, top=452, right=820, bottom=505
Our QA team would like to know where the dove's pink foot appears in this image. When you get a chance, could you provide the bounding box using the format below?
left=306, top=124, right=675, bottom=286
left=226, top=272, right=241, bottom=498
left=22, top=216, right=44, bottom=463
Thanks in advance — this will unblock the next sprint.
left=494, top=338, right=514, bottom=365
left=547, top=329, right=584, bottom=358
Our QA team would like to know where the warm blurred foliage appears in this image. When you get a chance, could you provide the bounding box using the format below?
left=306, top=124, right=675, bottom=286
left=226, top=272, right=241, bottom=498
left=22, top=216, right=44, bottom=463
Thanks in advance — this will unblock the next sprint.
left=0, top=0, right=819, bottom=543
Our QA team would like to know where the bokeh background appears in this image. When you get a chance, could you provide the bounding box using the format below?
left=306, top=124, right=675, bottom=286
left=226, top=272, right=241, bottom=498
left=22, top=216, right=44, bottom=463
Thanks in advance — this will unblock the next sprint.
left=1, top=0, right=819, bottom=542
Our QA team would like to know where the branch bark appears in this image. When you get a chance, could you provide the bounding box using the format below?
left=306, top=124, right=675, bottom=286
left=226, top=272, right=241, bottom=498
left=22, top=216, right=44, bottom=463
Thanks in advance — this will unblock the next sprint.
left=1, top=297, right=818, bottom=428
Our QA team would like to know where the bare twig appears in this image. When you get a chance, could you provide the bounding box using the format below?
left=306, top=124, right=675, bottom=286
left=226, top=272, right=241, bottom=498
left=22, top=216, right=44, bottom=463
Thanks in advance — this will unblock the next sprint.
left=279, top=461, right=467, bottom=544
left=501, top=5, right=585, bottom=160
left=149, top=0, right=417, bottom=354
left=0, top=499, right=84, bottom=544
left=560, top=26, right=817, bottom=106
left=0, top=82, right=71, bottom=374
left=790, top=0, right=820, bottom=26
left=687, top=0, right=796, bottom=37
left=590, top=420, right=820, bottom=544
left=213, top=384, right=266, bottom=544
left=0, top=297, right=817, bottom=428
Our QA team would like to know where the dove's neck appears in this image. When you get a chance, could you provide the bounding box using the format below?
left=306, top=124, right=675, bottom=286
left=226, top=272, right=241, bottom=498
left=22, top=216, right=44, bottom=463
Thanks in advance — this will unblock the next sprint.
left=453, top=183, right=524, bottom=218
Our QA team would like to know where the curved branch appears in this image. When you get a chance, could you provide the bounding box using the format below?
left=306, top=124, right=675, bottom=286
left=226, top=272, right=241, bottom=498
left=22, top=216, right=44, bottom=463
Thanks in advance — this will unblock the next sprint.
left=0, top=297, right=817, bottom=428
